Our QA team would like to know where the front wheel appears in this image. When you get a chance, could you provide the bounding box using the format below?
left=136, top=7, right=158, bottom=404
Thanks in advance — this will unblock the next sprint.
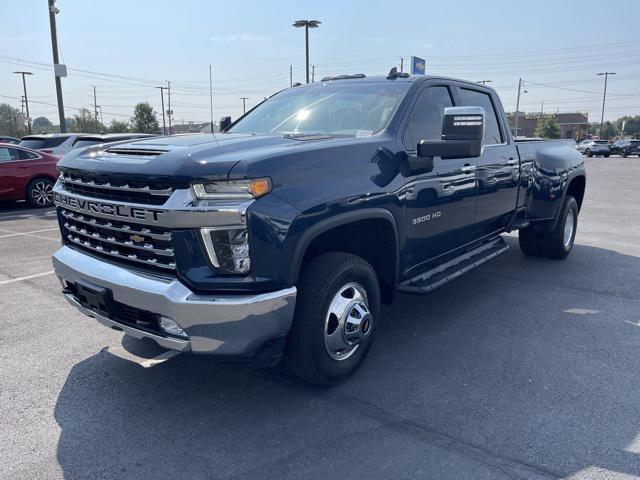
left=621, top=150, right=628, bottom=158
left=584, top=149, right=592, bottom=157
left=26, top=177, right=54, bottom=207
left=604, top=154, right=610, bottom=158
left=542, top=195, right=578, bottom=259
left=285, top=252, right=380, bottom=386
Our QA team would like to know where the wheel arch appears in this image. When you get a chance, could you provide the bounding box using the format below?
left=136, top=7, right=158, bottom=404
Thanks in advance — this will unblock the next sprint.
left=289, top=209, right=400, bottom=304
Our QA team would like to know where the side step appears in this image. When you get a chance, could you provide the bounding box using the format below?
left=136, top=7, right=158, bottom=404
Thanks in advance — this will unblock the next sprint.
left=398, top=237, right=509, bottom=294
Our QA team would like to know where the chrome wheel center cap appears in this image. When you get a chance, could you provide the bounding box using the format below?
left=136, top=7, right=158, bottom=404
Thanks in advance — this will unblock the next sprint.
left=324, top=282, right=373, bottom=361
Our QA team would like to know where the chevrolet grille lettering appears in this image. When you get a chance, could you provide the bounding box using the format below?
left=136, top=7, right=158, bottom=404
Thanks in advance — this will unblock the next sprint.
left=53, top=192, right=164, bottom=223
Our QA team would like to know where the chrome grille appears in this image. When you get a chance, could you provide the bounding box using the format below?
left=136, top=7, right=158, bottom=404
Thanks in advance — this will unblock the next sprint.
left=59, top=171, right=173, bottom=206
left=60, top=209, right=175, bottom=272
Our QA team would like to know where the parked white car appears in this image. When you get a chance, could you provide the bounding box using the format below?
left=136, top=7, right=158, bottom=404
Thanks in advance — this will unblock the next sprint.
left=20, top=134, right=89, bottom=157
left=576, top=139, right=610, bottom=157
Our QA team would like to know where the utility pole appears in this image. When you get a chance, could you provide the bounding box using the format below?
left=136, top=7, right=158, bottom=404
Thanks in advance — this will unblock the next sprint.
left=97, top=105, right=103, bottom=127
left=311, top=65, right=315, bottom=82
left=20, top=96, right=25, bottom=117
left=239, top=97, right=248, bottom=114
left=14, top=71, right=33, bottom=134
left=155, top=86, right=167, bottom=135
left=597, top=72, right=616, bottom=139
left=48, top=0, right=66, bottom=132
left=289, top=65, right=293, bottom=87
left=400, top=57, right=404, bottom=73
left=540, top=101, right=544, bottom=117
left=92, top=85, right=98, bottom=123
left=514, top=78, right=523, bottom=138
left=209, top=65, right=214, bottom=133
left=167, top=80, right=172, bottom=135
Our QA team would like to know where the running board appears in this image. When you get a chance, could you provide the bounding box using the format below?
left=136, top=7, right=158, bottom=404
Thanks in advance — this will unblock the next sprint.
left=398, top=237, right=509, bottom=294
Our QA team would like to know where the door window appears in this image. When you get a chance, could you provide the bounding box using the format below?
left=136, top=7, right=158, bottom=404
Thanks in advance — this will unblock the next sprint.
left=403, top=86, right=453, bottom=153
left=458, top=89, right=503, bottom=145
left=0, top=147, right=20, bottom=162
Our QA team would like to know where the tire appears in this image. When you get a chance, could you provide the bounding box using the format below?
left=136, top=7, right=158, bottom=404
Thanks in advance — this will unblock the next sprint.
left=285, top=252, right=381, bottom=386
left=585, top=149, right=592, bottom=157
left=604, top=154, right=610, bottom=158
left=518, top=225, right=544, bottom=256
left=26, top=177, right=55, bottom=208
left=542, top=195, right=578, bottom=259
left=621, top=150, right=628, bottom=158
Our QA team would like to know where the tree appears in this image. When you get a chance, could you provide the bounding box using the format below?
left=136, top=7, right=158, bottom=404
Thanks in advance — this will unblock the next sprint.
left=616, top=115, right=640, bottom=138
left=108, top=119, right=130, bottom=133
left=534, top=116, right=560, bottom=139
left=130, top=103, right=160, bottom=134
left=0, top=103, right=26, bottom=137
left=72, top=108, right=103, bottom=133
left=32, top=116, right=55, bottom=134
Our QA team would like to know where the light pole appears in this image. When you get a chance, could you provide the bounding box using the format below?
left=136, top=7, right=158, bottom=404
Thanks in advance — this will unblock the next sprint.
left=597, top=72, right=616, bottom=139
left=292, top=20, right=321, bottom=84
left=13, top=71, right=33, bottom=133
left=155, top=86, right=167, bottom=135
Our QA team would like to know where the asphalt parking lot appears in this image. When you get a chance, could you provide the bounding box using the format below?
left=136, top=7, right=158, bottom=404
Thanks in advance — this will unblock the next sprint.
left=1, top=156, right=639, bottom=480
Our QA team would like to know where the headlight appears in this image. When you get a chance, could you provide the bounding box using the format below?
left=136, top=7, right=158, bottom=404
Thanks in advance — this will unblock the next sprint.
left=192, top=178, right=271, bottom=200
left=200, top=227, right=250, bottom=274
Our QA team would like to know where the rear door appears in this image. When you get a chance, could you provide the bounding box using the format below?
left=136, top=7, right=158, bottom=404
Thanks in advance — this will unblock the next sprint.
left=455, top=87, right=519, bottom=232
left=400, top=83, right=477, bottom=273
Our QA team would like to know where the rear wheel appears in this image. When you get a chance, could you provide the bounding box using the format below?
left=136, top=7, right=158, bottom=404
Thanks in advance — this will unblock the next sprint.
left=604, top=154, right=610, bottom=158
left=621, top=150, right=628, bottom=158
left=285, top=252, right=380, bottom=386
left=584, top=149, right=592, bottom=157
left=26, top=177, right=54, bottom=208
left=542, top=195, right=578, bottom=259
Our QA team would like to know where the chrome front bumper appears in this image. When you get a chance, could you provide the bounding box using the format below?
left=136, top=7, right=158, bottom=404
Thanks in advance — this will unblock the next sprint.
left=53, top=246, right=297, bottom=357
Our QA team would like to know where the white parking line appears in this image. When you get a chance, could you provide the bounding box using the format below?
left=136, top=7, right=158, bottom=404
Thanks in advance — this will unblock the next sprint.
left=107, top=346, right=181, bottom=368
left=564, top=308, right=600, bottom=315
left=0, top=270, right=55, bottom=286
left=0, top=227, right=60, bottom=239
left=625, top=320, right=640, bottom=328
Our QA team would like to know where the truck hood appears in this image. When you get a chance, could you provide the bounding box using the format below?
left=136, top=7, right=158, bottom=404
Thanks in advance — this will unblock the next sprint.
left=56, top=133, right=359, bottom=183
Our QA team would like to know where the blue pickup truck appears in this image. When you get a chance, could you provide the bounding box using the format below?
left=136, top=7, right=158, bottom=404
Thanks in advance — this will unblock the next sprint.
left=52, top=73, right=585, bottom=385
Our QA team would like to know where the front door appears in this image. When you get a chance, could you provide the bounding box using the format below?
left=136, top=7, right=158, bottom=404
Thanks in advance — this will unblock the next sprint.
left=456, top=87, right=519, bottom=232
left=400, top=85, right=477, bottom=275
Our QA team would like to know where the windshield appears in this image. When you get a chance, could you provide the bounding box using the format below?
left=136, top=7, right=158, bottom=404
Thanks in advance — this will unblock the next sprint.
left=228, top=82, right=410, bottom=137
left=20, top=137, right=67, bottom=149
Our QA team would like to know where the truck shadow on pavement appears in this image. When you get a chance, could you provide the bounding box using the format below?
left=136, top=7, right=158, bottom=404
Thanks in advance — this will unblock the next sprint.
left=53, top=239, right=640, bottom=479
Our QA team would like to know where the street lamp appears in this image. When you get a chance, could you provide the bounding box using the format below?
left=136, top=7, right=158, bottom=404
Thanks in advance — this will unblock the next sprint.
left=597, top=72, right=616, bottom=139
left=13, top=71, right=33, bottom=134
left=292, top=19, right=321, bottom=84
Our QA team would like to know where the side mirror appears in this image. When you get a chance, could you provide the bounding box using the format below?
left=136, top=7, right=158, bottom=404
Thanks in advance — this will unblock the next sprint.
left=219, top=116, right=232, bottom=132
left=417, top=106, right=484, bottom=159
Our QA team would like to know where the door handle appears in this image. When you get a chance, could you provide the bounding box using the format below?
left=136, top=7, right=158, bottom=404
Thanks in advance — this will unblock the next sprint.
left=460, top=165, right=476, bottom=172
left=506, top=158, right=519, bottom=166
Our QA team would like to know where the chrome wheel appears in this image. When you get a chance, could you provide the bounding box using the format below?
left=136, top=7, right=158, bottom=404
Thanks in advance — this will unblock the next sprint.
left=324, top=282, right=372, bottom=361
left=31, top=180, right=54, bottom=206
left=563, top=209, right=575, bottom=248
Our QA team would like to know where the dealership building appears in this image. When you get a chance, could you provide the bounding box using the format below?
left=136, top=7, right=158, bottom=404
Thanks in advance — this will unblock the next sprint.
left=507, top=112, right=589, bottom=140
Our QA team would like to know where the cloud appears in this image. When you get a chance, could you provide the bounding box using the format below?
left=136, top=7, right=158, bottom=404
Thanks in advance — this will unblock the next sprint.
left=209, top=33, right=273, bottom=43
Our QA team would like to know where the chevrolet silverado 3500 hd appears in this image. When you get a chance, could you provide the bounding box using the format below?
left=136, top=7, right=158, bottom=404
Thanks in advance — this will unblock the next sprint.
left=52, top=73, right=585, bottom=385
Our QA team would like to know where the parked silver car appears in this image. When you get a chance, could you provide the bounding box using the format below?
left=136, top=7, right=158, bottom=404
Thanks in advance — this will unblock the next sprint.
left=20, top=134, right=89, bottom=157
left=576, top=139, right=610, bottom=157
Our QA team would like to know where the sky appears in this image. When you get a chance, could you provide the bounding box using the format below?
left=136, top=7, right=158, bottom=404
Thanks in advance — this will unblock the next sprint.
left=1, top=0, right=640, bottom=128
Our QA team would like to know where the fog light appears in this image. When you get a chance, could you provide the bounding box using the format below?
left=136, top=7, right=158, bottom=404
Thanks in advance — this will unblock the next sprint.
left=159, top=316, right=186, bottom=337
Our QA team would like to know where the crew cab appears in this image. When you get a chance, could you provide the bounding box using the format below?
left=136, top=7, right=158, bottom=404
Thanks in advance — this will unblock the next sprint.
left=52, top=74, right=586, bottom=385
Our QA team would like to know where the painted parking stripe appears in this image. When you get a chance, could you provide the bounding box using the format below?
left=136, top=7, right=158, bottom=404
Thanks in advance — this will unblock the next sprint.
left=564, top=308, right=599, bottom=315
left=0, top=227, right=60, bottom=239
left=0, top=270, right=55, bottom=286
left=107, top=346, right=181, bottom=368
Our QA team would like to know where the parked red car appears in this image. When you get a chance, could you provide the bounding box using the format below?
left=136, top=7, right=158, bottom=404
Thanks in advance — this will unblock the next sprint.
left=0, top=143, right=59, bottom=207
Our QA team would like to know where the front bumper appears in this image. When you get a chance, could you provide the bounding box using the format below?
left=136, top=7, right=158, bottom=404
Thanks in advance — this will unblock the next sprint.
left=53, top=246, right=297, bottom=358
